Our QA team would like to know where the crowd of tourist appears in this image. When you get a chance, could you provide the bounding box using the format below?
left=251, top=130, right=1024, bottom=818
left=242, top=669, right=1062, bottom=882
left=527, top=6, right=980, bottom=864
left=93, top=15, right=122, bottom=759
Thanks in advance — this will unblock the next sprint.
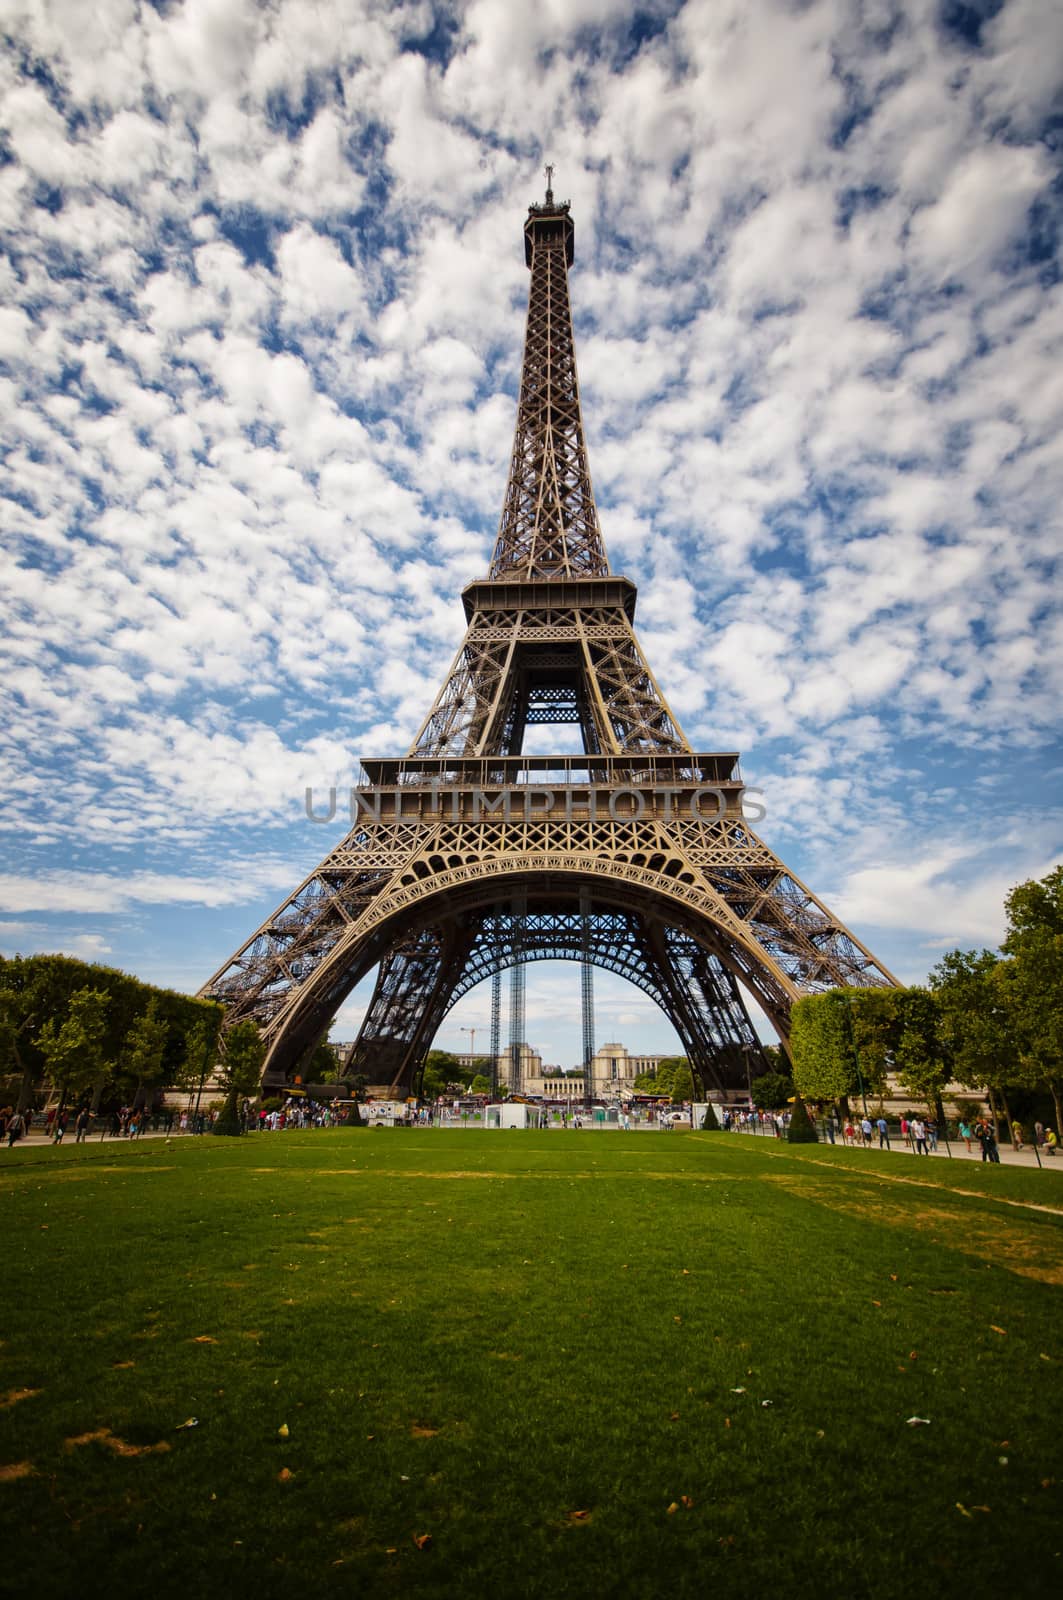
left=1, top=1095, right=1058, bottom=1159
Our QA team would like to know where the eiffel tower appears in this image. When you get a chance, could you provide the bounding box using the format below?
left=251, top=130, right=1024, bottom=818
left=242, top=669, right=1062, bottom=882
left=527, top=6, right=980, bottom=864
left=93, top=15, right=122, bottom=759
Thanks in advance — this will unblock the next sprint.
left=201, top=174, right=896, bottom=1094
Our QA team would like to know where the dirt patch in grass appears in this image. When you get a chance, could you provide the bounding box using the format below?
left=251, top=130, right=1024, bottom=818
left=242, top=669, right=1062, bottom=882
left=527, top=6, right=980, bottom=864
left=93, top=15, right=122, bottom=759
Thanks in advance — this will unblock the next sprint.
left=776, top=1180, right=1063, bottom=1285
left=0, top=1388, right=40, bottom=1409
left=65, top=1429, right=171, bottom=1459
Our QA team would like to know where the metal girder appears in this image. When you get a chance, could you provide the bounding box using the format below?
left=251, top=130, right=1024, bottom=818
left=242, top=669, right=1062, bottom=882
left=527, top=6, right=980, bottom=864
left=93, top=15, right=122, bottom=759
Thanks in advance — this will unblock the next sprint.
left=200, top=181, right=899, bottom=1085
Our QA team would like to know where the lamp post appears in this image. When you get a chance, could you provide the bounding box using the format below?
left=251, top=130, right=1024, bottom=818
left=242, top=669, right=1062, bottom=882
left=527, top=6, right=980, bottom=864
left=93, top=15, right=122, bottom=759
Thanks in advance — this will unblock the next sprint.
left=460, top=1026, right=480, bottom=1092
left=741, top=1042, right=760, bottom=1134
left=842, top=991, right=868, bottom=1117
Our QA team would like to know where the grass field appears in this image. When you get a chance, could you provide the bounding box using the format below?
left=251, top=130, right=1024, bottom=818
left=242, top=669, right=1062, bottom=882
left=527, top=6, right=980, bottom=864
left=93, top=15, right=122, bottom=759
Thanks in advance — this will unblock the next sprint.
left=1, top=1129, right=1061, bottom=1600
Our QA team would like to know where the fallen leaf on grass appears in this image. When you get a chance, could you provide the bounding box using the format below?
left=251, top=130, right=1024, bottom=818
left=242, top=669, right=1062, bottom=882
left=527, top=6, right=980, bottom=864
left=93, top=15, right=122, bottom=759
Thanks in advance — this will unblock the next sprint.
left=412, top=1533, right=432, bottom=1549
left=192, top=1336, right=217, bottom=1345
left=669, top=1412, right=680, bottom=1422
left=278, top=1424, right=290, bottom=1439
left=567, top=1510, right=592, bottom=1523
left=956, top=1503, right=974, bottom=1519
left=905, top=1417, right=931, bottom=1428
left=66, top=1429, right=170, bottom=1458
left=410, top=1425, right=439, bottom=1438
left=0, top=1389, right=40, bottom=1410
left=730, top=1387, right=746, bottom=1395
left=666, top=1502, right=679, bottom=1515
left=680, top=1496, right=694, bottom=1509
left=175, top=1418, right=199, bottom=1430
left=989, top=1325, right=1007, bottom=1336
left=112, top=1362, right=135, bottom=1371
left=0, top=1462, right=34, bottom=1482
left=278, top=1468, right=293, bottom=1483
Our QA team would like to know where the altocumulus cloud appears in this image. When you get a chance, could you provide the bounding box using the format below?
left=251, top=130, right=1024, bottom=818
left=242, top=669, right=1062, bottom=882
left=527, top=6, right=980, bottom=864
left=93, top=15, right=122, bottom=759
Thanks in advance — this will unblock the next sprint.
left=0, top=0, right=1060, bottom=1062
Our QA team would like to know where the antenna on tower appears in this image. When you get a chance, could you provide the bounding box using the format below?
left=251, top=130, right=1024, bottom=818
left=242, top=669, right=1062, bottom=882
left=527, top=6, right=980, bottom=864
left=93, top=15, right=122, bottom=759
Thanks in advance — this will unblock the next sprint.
left=544, top=163, right=554, bottom=205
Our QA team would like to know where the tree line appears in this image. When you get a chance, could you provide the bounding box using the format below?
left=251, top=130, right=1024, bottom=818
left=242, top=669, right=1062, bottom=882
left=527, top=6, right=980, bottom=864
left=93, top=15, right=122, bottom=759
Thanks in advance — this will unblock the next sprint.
left=0, top=952, right=265, bottom=1133
left=785, top=866, right=1063, bottom=1129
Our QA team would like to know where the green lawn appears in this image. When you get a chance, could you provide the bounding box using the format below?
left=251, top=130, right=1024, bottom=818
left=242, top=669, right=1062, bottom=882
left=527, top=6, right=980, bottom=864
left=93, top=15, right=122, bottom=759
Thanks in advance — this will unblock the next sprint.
left=1, top=1130, right=1060, bottom=1599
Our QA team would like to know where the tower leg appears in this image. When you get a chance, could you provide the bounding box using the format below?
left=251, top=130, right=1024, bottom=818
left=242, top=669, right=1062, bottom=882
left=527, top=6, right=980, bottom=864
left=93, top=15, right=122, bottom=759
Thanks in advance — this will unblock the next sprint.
left=580, top=888, right=595, bottom=1103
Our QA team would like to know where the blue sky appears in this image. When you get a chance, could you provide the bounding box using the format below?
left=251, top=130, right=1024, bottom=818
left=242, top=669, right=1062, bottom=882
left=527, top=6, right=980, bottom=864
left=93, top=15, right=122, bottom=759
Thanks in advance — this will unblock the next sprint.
left=1, top=0, right=1060, bottom=1068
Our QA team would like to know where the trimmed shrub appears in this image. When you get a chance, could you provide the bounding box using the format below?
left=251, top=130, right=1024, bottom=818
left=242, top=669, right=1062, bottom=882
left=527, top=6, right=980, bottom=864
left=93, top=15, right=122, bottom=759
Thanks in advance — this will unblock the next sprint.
left=786, top=1095, right=819, bottom=1144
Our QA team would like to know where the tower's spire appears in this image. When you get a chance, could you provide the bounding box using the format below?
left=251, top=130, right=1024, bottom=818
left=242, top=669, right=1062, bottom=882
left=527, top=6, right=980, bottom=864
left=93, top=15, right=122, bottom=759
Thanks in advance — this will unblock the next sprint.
left=488, top=184, right=610, bottom=580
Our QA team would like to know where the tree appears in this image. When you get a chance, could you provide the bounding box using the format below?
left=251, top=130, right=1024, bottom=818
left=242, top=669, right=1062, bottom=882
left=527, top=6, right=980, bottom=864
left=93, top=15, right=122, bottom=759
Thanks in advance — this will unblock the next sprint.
left=212, top=1020, right=266, bottom=1136
left=791, top=988, right=900, bottom=1110
left=469, top=1073, right=493, bottom=1095
left=303, top=1040, right=341, bottom=1081
left=1001, top=865, right=1063, bottom=1135
left=929, top=949, right=1015, bottom=1133
left=420, top=1049, right=460, bottom=1100
left=750, top=1070, right=794, bottom=1111
left=700, top=1100, right=721, bottom=1130
left=123, top=998, right=169, bottom=1109
left=790, top=992, right=858, bottom=1105
left=634, top=1058, right=686, bottom=1098
left=35, top=988, right=109, bottom=1111
left=670, top=1061, right=695, bottom=1104
left=176, top=1011, right=223, bottom=1114
left=848, top=988, right=902, bottom=1099
left=894, top=988, right=951, bottom=1121
left=633, top=1068, right=666, bottom=1094
left=0, top=953, right=223, bottom=1112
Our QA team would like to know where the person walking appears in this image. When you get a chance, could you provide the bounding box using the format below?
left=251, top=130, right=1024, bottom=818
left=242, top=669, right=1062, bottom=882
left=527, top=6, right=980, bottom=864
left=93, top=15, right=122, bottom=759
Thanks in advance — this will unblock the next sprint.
left=75, top=1106, right=90, bottom=1143
left=6, top=1109, right=25, bottom=1147
left=912, top=1117, right=928, bottom=1156
left=860, top=1116, right=873, bottom=1147
left=959, top=1118, right=972, bottom=1153
left=1011, top=1121, right=1024, bottom=1152
left=876, top=1116, right=890, bottom=1150
left=980, top=1122, right=1000, bottom=1163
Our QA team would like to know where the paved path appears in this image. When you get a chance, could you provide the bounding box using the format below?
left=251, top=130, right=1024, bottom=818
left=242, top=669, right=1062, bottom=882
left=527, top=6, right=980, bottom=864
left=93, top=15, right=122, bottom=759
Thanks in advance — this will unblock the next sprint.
left=733, top=1126, right=1061, bottom=1170
left=5, top=1124, right=1061, bottom=1172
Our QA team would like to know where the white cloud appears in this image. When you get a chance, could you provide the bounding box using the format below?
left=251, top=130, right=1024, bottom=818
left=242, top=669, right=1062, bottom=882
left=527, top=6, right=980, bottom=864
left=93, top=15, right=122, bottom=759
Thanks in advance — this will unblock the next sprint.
left=0, top=0, right=1058, bottom=1064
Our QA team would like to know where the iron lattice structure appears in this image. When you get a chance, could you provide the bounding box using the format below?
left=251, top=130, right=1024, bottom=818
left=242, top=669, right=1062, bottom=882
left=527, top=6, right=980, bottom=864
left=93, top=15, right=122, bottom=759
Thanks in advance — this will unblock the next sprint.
left=201, top=180, right=897, bottom=1094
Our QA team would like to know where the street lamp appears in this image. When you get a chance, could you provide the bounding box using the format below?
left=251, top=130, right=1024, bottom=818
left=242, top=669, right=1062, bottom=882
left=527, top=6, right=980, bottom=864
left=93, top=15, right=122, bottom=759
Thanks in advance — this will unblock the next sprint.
left=742, top=1043, right=755, bottom=1132
left=460, top=1026, right=482, bottom=1088
left=842, top=991, right=868, bottom=1116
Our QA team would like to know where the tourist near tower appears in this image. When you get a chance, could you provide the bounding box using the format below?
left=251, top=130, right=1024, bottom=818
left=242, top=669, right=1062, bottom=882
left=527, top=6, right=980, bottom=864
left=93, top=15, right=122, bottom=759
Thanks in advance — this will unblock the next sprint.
left=200, top=172, right=897, bottom=1094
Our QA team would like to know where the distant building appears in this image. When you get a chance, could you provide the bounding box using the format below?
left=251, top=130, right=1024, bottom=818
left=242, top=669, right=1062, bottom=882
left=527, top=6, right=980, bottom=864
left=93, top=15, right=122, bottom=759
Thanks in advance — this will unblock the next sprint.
left=586, top=1043, right=670, bottom=1098
left=495, top=1041, right=542, bottom=1092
